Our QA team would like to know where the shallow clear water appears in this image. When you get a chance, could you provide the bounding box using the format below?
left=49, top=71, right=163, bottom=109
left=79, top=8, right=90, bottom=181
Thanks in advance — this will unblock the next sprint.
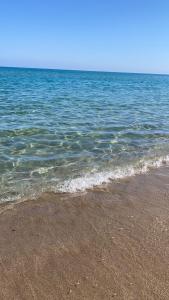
left=1, top=67, right=169, bottom=202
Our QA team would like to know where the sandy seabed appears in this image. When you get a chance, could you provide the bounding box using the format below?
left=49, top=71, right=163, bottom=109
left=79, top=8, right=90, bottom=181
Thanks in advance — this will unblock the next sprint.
left=1, top=167, right=169, bottom=299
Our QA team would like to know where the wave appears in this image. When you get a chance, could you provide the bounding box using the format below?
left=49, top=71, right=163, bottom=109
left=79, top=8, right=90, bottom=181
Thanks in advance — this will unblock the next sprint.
left=1, top=154, right=169, bottom=204
left=57, top=155, right=169, bottom=193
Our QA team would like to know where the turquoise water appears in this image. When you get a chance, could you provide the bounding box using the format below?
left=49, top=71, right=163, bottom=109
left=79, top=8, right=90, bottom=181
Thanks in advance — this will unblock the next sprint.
left=1, top=67, right=169, bottom=202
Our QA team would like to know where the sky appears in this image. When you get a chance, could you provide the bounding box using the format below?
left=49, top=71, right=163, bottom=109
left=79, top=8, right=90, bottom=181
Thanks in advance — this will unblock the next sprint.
left=0, top=0, right=169, bottom=74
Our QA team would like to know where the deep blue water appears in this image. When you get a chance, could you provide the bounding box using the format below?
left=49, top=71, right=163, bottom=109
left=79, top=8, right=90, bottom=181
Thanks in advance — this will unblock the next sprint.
left=1, top=67, right=169, bottom=202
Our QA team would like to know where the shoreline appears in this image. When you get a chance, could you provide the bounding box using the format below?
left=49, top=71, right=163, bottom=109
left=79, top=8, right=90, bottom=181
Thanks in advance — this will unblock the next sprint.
left=2, top=153, right=169, bottom=204
left=1, top=166, right=169, bottom=299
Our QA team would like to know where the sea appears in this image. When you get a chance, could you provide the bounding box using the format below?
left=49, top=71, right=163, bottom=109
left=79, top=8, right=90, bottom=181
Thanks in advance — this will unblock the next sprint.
left=1, top=67, right=169, bottom=202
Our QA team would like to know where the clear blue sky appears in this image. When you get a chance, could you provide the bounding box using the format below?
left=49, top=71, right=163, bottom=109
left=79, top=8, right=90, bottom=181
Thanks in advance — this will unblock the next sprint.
left=0, top=0, right=169, bottom=74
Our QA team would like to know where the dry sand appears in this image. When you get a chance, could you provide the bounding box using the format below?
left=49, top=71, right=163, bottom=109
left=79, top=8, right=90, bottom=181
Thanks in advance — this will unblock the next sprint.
left=1, top=167, right=169, bottom=299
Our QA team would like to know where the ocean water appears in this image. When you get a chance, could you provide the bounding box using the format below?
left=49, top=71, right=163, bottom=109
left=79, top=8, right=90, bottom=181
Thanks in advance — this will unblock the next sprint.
left=1, top=67, right=169, bottom=202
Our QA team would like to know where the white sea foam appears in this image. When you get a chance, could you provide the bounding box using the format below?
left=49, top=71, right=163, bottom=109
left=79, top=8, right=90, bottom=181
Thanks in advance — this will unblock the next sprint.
left=57, top=155, right=169, bottom=193
left=1, top=155, right=169, bottom=203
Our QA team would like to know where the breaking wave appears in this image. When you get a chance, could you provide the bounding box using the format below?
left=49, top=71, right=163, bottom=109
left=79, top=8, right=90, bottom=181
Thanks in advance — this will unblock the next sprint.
left=57, top=155, right=169, bottom=193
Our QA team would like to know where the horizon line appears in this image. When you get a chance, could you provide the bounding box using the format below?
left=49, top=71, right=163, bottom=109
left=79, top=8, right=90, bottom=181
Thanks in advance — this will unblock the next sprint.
left=0, top=65, right=169, bottom=76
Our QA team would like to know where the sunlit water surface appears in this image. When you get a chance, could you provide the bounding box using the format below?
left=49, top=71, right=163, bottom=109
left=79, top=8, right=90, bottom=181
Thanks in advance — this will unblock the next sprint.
left=1, top=67, right=169, bottom=202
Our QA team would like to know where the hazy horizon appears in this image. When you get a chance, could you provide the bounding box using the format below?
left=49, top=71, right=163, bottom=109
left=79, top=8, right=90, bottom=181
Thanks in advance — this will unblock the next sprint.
left=1, top=65, right=169, bottom=76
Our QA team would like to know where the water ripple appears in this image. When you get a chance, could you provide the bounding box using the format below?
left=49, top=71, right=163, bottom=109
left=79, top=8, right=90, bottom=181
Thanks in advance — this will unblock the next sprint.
left=1, top=67, right=169, bottom=201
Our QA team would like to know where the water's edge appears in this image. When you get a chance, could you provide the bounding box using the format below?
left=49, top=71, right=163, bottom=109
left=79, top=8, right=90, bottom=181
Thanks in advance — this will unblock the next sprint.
left=1, top=154, right=169, bottom=205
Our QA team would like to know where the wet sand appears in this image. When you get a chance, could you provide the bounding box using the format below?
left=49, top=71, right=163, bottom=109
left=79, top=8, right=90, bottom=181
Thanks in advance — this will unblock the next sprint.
left=1, top=167, right=169, bottom=299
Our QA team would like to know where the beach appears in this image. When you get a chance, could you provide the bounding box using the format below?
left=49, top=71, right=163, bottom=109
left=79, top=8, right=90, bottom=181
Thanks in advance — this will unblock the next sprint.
left=1, top=166, right=169, bottom=299
left=1, top=1, right=169, bottom=298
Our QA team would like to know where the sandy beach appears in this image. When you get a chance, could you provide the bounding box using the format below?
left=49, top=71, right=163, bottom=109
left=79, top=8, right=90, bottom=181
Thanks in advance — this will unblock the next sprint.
left=1, top=167, right=169, bottom=299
